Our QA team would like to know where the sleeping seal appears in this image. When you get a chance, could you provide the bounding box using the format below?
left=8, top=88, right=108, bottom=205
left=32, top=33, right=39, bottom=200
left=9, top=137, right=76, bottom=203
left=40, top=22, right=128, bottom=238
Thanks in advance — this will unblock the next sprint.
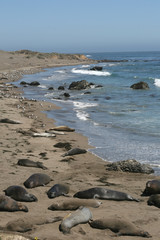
left=89, top=217, right=151, bottom=237
left=74, top=187, right=139, bottom=202
left=48, top=198, right=101, bottom=210
left=24, top=173, right=52, bottom=188
left=0, top=195, right=28, bottom=212
left=62, top=148, right=87, bottom=157
left=141, top=180, right=160, bottom=196
left=47, top=184, right=69, bottom=198
left=147, top=194, right=160, bottom=208
left=59, top=206, right=92, bottom=234
left=17, top=159, right=47, bottom=170
left=4, top=185, right=37, bottom=202
left=0, top=216, right=63, bottom=233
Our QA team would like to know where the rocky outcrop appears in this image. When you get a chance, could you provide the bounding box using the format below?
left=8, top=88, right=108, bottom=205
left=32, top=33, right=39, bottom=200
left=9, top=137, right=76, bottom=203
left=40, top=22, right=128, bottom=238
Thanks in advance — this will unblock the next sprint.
left=68, top=80, right=91, bottom=90
left=130, top=81, right=149, bottom=90
left=29, top=81, right=40, bottom=86
left=106, top=159, right=154, bottom=174
left=90, top=66, right=103, bottom=71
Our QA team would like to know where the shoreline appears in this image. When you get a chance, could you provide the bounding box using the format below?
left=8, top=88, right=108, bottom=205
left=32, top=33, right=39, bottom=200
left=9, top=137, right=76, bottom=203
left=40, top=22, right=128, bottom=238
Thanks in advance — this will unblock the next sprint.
left=0, top=50, right=160, bottom=240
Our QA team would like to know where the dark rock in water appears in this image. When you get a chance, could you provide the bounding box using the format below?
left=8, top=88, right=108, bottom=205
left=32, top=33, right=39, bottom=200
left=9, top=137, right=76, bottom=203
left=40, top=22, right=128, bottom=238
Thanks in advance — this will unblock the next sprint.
left=20, top=81, right=28, bottom=85
left=54, top=142, right=72, bottom=151
left=48, top=87, right=54, bottom=90
left=58, top=86, right=65, bottom=90
left=84, top=91, right=91, bottom=94
left=29, top=81, right=40, bottom=86
left=130, top=81, right=149, bottom=90
left=95, top=85, right=103, bottom=88
left=69, top=80, right=91, bottom=90
left=106, top=159, right=154, bottom=174
left=63, top=92, right=70, bottom=97
left=105, top=96, right=111, bottom=100
left=90, top=66, right=103, bottom=71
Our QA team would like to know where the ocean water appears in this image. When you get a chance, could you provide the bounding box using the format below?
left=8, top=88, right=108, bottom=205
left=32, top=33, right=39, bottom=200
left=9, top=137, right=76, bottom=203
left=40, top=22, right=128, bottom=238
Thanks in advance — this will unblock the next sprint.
left=16, top=51, right=160, bottom=175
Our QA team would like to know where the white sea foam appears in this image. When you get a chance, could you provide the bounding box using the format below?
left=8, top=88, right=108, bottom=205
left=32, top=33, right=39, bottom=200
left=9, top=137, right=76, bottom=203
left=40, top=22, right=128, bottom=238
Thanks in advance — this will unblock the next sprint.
left=71, top=68, right=111, bottom=76
left=76, top=111, right=90, bottom=121
left=154, top=78, right=160, bottom=87
left=81, top=65, right=90, bottom=68
left=86, top=55, right=92, bottom=58
left=55, top=70, right=65, bottom=73
left=73, top=101, right=98, bottom=109
left=38, top=85, right=47, bottom=89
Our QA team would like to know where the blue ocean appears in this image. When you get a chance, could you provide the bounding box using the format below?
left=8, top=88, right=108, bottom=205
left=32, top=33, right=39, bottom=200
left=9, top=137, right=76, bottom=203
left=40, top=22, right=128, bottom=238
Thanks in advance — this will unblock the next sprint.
left=17, top=52, right=160, bottom=175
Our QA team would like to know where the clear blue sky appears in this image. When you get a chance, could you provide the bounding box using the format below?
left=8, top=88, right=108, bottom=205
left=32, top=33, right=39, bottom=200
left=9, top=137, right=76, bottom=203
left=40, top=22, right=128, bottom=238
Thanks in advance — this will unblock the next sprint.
left=1, top=0, right=160, bottom=53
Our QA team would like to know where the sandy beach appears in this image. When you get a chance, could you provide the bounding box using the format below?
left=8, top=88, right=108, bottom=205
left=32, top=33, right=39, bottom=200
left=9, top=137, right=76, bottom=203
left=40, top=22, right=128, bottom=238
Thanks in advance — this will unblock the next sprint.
left=0, top=50, right=160, bottom=240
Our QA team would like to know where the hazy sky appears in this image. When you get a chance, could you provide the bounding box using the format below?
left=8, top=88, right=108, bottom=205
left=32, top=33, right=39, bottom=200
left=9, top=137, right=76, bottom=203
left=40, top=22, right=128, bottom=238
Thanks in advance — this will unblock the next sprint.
left=1, top=0, right=160, bottom=53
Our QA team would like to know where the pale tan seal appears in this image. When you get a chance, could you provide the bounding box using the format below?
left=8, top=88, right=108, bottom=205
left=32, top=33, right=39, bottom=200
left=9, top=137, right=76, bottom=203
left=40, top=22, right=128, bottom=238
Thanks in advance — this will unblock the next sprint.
left=48, top=198, right=101, bottom=210
left=59, top=206, right=92, bottom=234
left=51, top=126, right=75, bottom=132
left=0, top=195, right=28, bottom=212
left=0, top=216, right=62, bottom=233
left=89, top=217, right=151, bottom=237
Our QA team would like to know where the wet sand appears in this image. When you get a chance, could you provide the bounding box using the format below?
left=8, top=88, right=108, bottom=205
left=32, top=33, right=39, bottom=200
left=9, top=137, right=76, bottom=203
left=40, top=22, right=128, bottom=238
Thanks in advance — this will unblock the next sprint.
left=0, top=50, right=160, bottom=240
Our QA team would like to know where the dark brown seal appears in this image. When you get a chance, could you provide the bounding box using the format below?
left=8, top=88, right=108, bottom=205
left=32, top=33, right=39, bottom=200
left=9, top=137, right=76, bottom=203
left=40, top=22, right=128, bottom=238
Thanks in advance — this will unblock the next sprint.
left=47, top=184, right=69, bottom=198
left=141, top=180, right=160, bottom=196
left=24, top=173, right=52, bottom=188
left=147, top=194, right=160, bottom=208
left=0, top=195, right=28, bottom=212
left=4, top=185, right=37, bottom=202
left=17, top=159, right=47, bottom=170
left=89, top=217, right=151, bottom=237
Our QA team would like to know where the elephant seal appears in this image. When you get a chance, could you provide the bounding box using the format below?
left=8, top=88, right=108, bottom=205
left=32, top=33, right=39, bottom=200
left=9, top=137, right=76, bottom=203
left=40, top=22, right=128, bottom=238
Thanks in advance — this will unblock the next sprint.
left=147, top=194, right=160, bottom=208
left=17, top=159, right=47, bottom=170
left=51, top=126, right=75, bottom=132
left=24, top=173, right=52, bottom=188
left=59, top=206, right=92, bottom=234
left=47, top=184, right=69, bottom=198
left=0, top=195, right=28, bottom=212
left=141, top=180, right=160, bottom=196
left=62, top=148, right=87, bottom=157
left=4, top=185, right=37, bottom=202
left=89, top=217, right=151, bottom=237
left=74, top=187, right=139, bottom=202
left=48, top=198, right=101, bottom=210
left=0, top=216, right=63, bottom=233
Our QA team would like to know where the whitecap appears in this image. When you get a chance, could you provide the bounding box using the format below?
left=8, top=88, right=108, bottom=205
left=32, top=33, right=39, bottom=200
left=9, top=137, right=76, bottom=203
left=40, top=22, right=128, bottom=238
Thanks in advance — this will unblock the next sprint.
left=154, top=78, right=160, bottom=87
left=73, top=101, right=98, bottom=109
left=71, top=68, right=111, bottom=76
left=38, top=85, right=47, bottom=89
left=86, top=55, right=92, bottom=58
left=81, top=65, right=90, bottom=68
left=76, top=111, right=90, bottom=121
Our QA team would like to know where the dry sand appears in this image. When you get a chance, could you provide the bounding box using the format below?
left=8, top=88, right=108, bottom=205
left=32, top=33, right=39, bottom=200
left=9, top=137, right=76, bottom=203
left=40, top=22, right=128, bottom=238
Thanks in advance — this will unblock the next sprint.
left=0, top=50, right=160, bottom=240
